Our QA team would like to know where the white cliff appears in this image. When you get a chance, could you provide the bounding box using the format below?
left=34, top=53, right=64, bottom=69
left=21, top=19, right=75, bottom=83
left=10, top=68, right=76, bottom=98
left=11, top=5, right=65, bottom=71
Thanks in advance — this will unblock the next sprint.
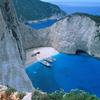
left=0, top=0, right=33, bottom=91
left=49, top=15, right=100, bottom=58
left=22, top=15, right=100, bottom=58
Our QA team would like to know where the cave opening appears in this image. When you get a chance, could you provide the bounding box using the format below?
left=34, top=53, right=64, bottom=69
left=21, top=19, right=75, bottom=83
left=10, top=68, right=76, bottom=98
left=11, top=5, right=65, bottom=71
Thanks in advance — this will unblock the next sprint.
left=76, top=49, right=87, bottom=55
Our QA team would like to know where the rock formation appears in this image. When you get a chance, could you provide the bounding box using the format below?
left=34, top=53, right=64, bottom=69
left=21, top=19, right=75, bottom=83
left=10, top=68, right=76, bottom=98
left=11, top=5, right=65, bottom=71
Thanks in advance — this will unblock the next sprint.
left=49, top=15, right=100, bottom=58
left=0, top=0, right=33, bottom=91
left=22, top=15, right=100, bottom=58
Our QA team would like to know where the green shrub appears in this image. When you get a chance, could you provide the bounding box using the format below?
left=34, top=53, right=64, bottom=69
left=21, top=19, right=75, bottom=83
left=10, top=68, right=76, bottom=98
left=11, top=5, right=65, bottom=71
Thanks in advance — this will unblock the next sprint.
left=32, top=90, right=48, bottom=100
left=62, top=90, right=100, bottom=100
left=32, top=89, right=100, bottom=100
left=5, top=86, right=16, bottom=95
left=47, top=90, right=64, bottom=100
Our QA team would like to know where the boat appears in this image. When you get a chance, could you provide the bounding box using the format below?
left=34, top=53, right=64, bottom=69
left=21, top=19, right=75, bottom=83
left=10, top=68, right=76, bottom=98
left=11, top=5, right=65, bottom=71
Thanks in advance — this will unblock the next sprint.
left=44, top=57, right=56, bottom=63
left=31, top=52, right=40, bottom=57
left=44, top=58, right=53, bottom=63
left=39, top=60, right=52, bottom=68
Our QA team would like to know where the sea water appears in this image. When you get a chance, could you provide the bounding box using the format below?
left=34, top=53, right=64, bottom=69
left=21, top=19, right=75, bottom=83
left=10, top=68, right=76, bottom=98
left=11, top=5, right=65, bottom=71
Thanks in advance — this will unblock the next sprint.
left=26, top=19, right=57, bottom=29
left=59, top=6, right=100, bottom=16
left=26, top=53, right=100, bottom=97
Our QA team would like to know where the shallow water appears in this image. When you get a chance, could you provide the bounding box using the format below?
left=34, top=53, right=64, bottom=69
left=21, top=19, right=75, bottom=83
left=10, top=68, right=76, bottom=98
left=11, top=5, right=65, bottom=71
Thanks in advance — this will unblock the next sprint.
left=26, top=53, right=100, bottom=97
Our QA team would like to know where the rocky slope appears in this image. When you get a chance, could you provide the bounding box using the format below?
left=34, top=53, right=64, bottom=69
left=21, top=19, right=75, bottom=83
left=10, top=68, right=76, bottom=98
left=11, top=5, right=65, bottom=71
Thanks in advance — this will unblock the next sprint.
left=0, top=0, right=33, bottom=91
left=23, top=14, right=100, bottom=58
left=13, top=0, right=66, bottom=21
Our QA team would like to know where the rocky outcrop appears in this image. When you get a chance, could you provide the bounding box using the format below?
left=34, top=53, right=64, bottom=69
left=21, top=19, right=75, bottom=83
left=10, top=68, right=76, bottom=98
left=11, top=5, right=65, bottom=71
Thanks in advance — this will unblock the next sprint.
left=49, top=15, right=100, bottom=58
left=19, top=23, right=51, bottom=49
left=0, top=0, right=33, bottom=91
left=0, top=85, right=26, bottom=100
left=22, top=15, right=100, bottom=58
left=22, top=93, right=32, bottom=100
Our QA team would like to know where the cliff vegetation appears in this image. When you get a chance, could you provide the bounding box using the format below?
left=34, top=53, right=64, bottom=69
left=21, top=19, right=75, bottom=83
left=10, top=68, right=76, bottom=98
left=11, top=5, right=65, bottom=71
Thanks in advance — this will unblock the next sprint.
left=13, top=0, right=66, bottom=21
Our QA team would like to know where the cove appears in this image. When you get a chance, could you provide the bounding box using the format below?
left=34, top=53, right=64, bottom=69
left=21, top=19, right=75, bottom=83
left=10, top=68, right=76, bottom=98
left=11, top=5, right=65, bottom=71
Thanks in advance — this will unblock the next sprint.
left=26, top=19, right=57, bottom=29
left=26, top=53, right=100, bottom=97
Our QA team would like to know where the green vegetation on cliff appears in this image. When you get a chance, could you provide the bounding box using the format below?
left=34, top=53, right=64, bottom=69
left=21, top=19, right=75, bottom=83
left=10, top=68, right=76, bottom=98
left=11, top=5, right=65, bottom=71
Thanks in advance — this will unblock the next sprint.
left=13, top=0, right=66, bottom=21
left=73, top=13, right=100, bottom=23
left=32, top=90, right=100, bottom=100
left=1, top=87, right=100, bottom=100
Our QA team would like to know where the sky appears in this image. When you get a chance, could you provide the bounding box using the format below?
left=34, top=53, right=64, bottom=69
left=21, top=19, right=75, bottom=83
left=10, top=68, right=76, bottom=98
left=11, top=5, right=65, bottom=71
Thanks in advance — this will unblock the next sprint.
left=42, top=0, right=100, bottom=3
left=41, top=0, right=100, bottom=6
left=41, top=0, right=100, bottom=15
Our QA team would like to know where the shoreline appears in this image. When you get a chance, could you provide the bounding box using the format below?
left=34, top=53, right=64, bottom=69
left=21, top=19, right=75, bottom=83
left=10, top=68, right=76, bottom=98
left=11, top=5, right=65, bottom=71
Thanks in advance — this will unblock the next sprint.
left=25, top=47, right=59, bottom=65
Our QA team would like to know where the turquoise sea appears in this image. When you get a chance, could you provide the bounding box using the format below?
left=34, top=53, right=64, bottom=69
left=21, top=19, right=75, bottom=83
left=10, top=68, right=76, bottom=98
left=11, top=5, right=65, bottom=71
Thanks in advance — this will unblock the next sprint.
left=26, top=53, right=100, bottom=97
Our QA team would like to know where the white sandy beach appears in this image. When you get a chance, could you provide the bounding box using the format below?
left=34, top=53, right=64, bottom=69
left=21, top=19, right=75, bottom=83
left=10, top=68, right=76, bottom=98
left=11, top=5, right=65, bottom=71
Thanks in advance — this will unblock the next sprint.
left=25, top=47, right=59, bottom=65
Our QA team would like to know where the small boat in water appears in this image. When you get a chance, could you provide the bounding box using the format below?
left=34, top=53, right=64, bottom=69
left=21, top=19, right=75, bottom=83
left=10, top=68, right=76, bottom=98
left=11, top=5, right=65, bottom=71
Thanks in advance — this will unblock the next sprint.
left=44, top=57, right=56, bottom=63
left=39, top=60, right=51, bottom=68
left=44, top=58, right=53, bottom=63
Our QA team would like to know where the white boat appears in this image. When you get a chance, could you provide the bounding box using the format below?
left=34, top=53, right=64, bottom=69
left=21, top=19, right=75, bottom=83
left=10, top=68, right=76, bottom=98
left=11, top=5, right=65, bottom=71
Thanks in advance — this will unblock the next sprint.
left=44, top=58, right=53, bottom=63
left=45, top=57, right=56, bottom=62
left=39, top=60, right=51, bottom=68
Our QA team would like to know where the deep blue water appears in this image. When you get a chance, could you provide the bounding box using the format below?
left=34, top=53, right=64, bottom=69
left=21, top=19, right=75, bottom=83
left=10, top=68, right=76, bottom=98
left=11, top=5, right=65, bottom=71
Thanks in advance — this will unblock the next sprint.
left=59, top=5, right=100, bottom=15
left=26, top=19, right=57, bottom=29
left=26, top=53, right=100, bottom=97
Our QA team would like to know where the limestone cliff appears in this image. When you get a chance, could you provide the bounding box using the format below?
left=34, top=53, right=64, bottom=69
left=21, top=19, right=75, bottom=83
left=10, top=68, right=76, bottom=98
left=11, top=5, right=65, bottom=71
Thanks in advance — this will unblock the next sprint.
left=49, top=15, right=100, bottom=58
left=22, top=15, right=100, bottom=58
left=0, top=0, right=33, bottom=91
left=19, top=23, right=51, bottom=50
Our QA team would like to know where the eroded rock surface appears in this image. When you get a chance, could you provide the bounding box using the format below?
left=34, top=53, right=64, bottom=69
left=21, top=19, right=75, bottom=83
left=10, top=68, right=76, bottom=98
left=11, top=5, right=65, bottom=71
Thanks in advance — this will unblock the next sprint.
left=0, top=0, right=33, bottom=91
left=22, top=15, right=100, bottom=58
left=49, top=15, right=100, bottom=58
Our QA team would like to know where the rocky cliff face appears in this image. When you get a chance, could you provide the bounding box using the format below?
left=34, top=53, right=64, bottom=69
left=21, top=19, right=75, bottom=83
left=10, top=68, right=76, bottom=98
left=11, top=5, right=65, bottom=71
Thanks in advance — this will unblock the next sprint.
left=23, top=15, right=100, bottom=58
left=0, top=0, right=33, bottom=91
left=49, top=15, right=100, bottom=58
left=19, top=23, right=51, bottom=50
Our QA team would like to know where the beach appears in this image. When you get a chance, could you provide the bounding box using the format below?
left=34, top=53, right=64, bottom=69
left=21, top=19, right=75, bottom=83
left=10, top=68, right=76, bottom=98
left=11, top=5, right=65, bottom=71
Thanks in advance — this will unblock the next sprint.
left=25, top=47, right=59, bottom=65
